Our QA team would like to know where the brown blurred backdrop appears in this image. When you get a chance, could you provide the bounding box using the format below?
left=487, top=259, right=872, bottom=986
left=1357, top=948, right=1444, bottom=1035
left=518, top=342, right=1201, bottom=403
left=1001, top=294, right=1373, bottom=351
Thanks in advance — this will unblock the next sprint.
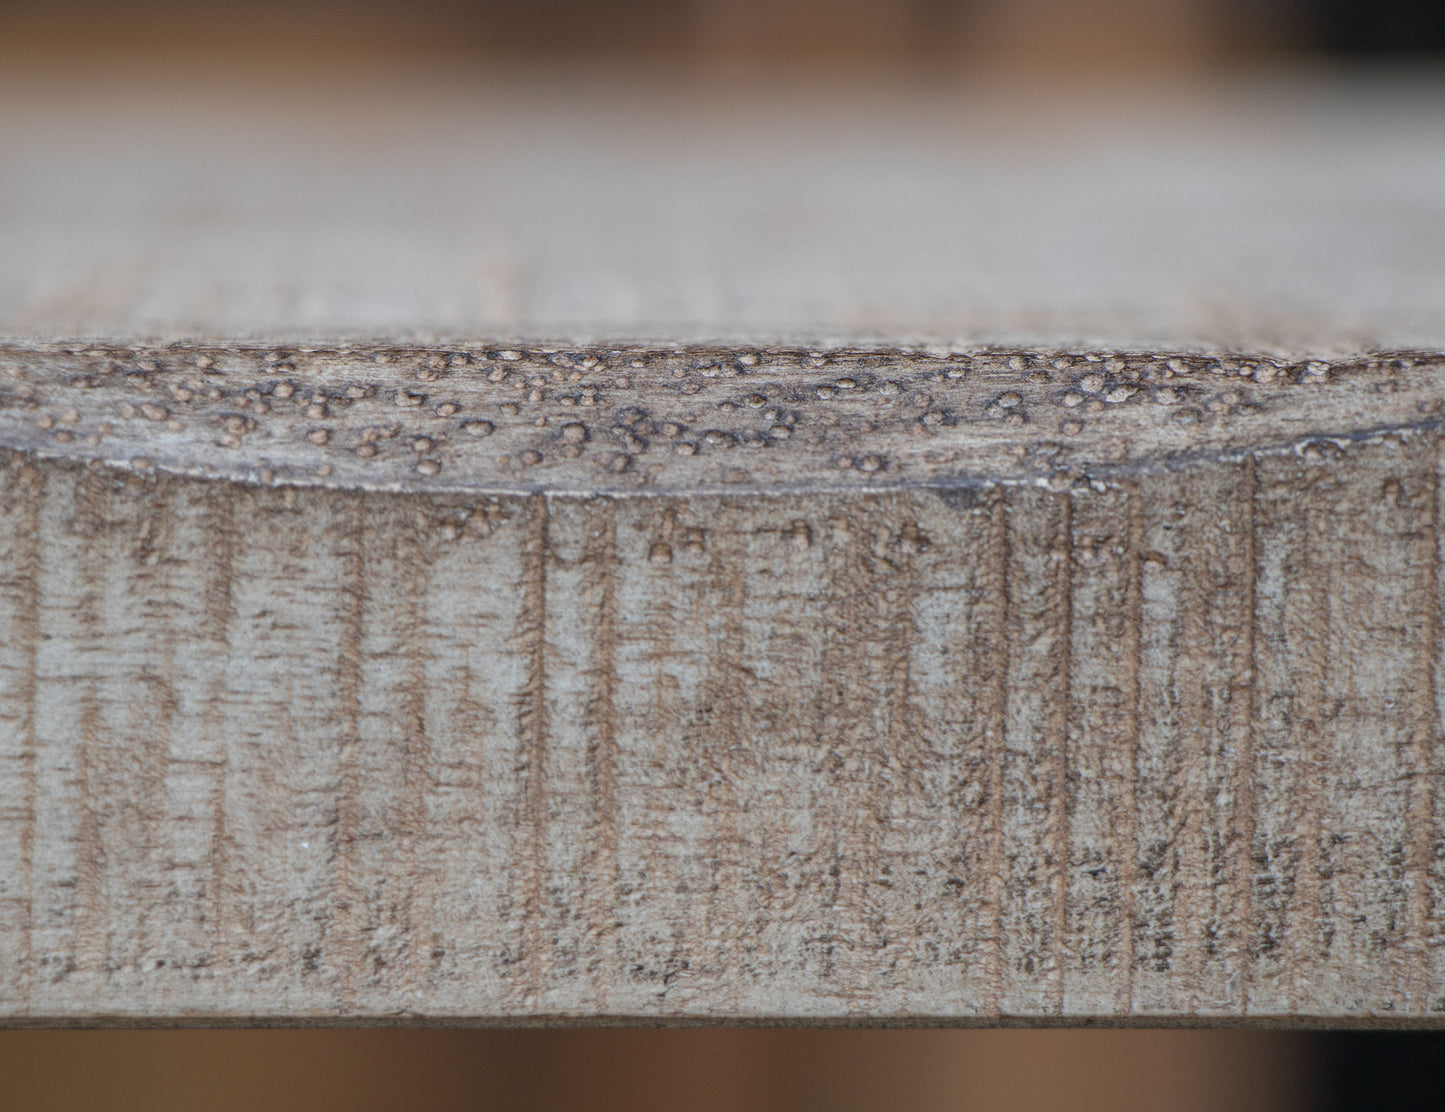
left=0, top=1027, right=1320, bottom=1112
left=1, top=0, right=1442, bottom=76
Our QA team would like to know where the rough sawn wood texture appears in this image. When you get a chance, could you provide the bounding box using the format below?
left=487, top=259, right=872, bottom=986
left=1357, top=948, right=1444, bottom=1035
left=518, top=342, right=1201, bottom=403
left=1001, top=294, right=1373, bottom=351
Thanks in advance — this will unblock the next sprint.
left=2, top=341, right=1444, bottom=1026
left=4, top=74, right=1445, bottom=1025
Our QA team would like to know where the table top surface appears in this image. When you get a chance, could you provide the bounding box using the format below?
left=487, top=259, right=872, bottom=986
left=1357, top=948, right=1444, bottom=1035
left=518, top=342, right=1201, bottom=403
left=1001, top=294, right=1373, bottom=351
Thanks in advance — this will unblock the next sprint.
left=2, top=70, right=1443, bottom=354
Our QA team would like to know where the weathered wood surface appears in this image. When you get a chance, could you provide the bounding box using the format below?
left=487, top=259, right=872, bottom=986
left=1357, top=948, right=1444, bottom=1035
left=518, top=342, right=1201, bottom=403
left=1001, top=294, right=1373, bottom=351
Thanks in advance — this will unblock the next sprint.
left=3, top=76, right=1445, bottom=1025
left=1, top=345, right=1444, bottom=1026
left=1, top=343, right=1439, bottom=495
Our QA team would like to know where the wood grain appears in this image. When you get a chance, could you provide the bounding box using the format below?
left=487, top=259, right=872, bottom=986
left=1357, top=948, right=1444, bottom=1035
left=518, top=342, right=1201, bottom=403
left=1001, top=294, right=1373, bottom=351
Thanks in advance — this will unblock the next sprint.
left=3, top=76, right=1445, bottom=1025
left=1, top=353, right=1443, bottom=1024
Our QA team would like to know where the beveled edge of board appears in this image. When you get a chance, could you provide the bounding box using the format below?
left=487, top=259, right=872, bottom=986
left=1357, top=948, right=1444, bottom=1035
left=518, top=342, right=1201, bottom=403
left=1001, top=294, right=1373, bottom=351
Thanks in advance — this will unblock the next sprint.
left=2, top=340, right=1441, bottom=497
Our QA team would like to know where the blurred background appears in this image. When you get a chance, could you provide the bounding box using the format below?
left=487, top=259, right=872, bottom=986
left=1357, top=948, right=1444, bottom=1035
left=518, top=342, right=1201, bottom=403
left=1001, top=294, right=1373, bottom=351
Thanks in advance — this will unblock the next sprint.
left=0, top=0, right=1443, bottom=75
left=1, top=1, right=1443, bottom=1108
left=0, top=1026, right=1441, bottom=1111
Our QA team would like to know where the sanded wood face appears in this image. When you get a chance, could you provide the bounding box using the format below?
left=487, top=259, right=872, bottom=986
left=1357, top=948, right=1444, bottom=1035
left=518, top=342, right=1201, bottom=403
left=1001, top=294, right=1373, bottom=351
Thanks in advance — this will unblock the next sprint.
left=2, top=424, right=1441, bottom=1025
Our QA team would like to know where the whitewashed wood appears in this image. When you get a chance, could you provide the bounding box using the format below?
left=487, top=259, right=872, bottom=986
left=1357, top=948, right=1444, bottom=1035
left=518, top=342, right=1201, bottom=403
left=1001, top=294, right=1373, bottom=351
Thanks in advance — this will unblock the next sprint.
left=3, top=76, right=1445, bottom=1026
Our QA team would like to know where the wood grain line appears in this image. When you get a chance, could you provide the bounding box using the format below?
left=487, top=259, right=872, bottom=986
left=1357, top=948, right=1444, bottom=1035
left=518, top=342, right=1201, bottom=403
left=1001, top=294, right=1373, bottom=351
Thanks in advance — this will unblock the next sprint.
left=1436, top=436, right=1445, bottom=1017
left=202, top=482, right=235, bottom=965
left=137, top=480, right=179, bottom=977
left=1119, top=485, right=1144, bottom=1014
left=1296, top=474, right=1327, bottom=1016
left=12, top=462, right=43, bottom=1013
left=71, top=469, right=109, bottom=984
left=1433, top=438, right=1445, bottom=1016
left=1411, top=442, right=1442, bottom=1011
left=985, top=490, right=1009, bottom=1018
left=1165, top=468, right=1203, bottom=1014
left=399, top=503, right=434, bottom=1002
left=335, top=493, right=368, bottom=1009
left=887, top=496, right=922, bottom=822
left=516, top=493, right=551, bottom=1005
left=1052, top=492, right=1072, bottom=1016
left=814, top=500, right=865, bottom=1001
left=707, top=502, right=748, bottom=1012
left=582, top=501, right=621, bottom=995
left=1237, top=455, right=1259, bottom=1015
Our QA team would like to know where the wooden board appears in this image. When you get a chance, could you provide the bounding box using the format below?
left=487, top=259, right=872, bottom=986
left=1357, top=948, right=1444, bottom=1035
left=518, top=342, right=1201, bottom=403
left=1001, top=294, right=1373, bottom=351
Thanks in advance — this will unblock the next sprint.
left=2, top=74, right=1445, bottom=1026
